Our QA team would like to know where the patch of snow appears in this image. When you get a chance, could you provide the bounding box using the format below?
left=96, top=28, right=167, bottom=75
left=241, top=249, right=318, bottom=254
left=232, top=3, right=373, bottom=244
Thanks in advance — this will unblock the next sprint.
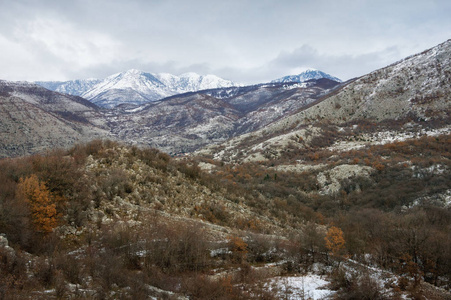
left=210, top=248, right=230, bottom=257
left=125, top=106, right=146, bottom=113
left=282, top=82, right=309, bottom=90
left=268, top=274, right=333, bottom=300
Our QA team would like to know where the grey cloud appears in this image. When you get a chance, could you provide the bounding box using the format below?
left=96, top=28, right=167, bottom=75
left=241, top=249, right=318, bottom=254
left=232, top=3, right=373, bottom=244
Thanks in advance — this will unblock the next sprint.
left=269, top=45, right=402, bottom=81
left=0, top=0, right=450, bottom=83
left=69, top=60, right=214, bottom=80
left=211, top=45, right=402, bottom=84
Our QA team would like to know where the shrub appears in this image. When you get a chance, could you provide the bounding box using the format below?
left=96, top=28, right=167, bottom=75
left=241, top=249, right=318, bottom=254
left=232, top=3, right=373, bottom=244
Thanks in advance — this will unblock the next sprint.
left=228, top=236, right=248, bottom=264
left=329, top=268, right=386, bottom=300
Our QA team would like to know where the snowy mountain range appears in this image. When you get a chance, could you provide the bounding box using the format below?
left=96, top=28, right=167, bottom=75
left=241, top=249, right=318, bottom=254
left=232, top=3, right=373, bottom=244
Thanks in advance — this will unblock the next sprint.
left=82, top=69, right=243, bottom=108
left=271, top=69, right=341, bottom=84
left=3, top=40, right=450, bottom=157
left=37, top=70, right=239, bottom=108
left=36, top=68, right=341, bottom=108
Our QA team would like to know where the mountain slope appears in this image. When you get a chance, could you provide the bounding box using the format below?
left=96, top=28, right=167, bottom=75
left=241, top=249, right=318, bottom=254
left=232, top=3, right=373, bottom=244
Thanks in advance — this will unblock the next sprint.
left=282, top=39, right=451, bottom=125
left=110, top=79, right=341, bottom=153
left=198, top=40, right=451, bottom=163
left=0, top=140, right=449, bottom=299
left=81, top=69, right=168, bottom=107
left=0, top=80, right=109, bottom=157
left=0, top=78, right=341, bottom=157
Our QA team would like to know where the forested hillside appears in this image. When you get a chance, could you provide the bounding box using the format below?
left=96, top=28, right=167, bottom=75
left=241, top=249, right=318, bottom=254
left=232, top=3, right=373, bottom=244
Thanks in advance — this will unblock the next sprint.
left=0, top=139, right=449, bottom=299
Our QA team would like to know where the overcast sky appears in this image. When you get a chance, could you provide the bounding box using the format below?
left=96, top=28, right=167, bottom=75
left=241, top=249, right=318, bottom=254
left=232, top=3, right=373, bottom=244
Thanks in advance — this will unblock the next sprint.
left=0, top=0, right=450, bottom=84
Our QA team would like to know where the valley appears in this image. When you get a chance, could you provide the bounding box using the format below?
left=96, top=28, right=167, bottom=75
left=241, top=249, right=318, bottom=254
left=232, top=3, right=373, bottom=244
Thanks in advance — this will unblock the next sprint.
left=0, top=40, right=450, bottom=299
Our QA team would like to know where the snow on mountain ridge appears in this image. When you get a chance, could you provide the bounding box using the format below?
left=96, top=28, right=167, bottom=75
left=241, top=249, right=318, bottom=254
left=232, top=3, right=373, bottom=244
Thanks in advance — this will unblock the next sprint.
left=35, top=78, right=101, bottom=96
left=36, top=69, right=239, bottom=108
left=271, top=69, right=342, bottom=84
left=36, top=68, right=339, bottom=108
left=80, top=69, right=239, bottom=107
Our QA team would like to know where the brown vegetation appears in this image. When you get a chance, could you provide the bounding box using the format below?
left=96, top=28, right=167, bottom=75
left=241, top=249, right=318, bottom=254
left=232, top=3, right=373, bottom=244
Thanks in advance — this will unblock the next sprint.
left=0, top=136, right=449, bottom=298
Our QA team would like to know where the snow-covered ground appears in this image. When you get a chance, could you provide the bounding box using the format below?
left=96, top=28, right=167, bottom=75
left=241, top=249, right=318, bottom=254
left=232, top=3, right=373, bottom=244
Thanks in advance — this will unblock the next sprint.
left=268, top=274, right=333, bottom=300
left=329, top=126, right=450, bottom=152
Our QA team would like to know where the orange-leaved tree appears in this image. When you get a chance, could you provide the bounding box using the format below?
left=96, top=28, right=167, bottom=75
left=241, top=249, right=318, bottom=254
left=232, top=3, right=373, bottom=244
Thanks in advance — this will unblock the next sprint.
left=228, top=236, right=248, bottom=264
left=325, top=226, right=346, bottom=257
left=16, top=174, right=60, bottom=234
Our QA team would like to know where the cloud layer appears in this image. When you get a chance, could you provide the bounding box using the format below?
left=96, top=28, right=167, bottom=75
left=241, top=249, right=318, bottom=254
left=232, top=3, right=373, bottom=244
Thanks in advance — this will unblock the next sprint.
left=1, top=0, right=450, bottom=83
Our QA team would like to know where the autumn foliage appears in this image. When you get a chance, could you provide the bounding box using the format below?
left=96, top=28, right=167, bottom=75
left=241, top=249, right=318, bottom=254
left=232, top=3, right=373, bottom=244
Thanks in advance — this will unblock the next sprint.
left=325, top=226, right=346, bottom=256
left=0, top=138, right=449, bottom=297
left=16, top=174, right=60, bottom=234
left=228, top=236, right=248, bottom=263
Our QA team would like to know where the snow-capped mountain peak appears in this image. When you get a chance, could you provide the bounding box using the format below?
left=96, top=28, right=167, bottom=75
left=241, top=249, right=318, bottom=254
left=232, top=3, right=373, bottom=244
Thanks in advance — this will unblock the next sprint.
left=271, top=69, right=342, bottom=84
left=36, top=69, right=239, bottom=108
left=52, top=70, right=238, bottom=108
